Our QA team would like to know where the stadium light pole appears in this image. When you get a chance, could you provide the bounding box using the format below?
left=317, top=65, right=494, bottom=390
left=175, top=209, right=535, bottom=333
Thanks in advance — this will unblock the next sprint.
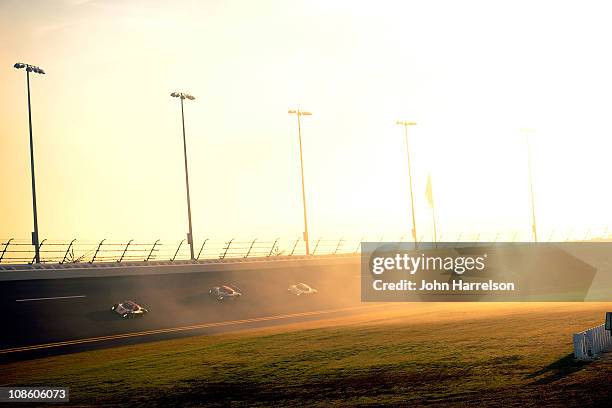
left=396, top=120, right=418, bottom=249
left=14, top=62, right=45, bottom=264
left=288, top=109, right=312, bottom=255
left=521, top=128, right=538, bottom=242
left=171, top=92, right=197, bottom=260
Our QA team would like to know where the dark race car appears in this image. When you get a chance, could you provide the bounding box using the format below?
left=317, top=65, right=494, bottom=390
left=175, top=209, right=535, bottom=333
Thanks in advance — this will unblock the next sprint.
left=208, top=284, right=243, bottom=301
left=111, top=300, right=149, bottom=318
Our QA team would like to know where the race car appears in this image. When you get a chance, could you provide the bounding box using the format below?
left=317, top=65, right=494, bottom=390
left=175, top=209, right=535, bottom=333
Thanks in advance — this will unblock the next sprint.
left=208, top=284, right=243, bottom=301
left=111, top=300, right=148, bottom=318
left=288, top=282, right=318, bottom=296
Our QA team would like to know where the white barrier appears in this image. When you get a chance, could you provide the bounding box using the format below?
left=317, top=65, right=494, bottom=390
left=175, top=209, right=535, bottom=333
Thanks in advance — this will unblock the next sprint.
left=573, top=323, right=612, bottom=361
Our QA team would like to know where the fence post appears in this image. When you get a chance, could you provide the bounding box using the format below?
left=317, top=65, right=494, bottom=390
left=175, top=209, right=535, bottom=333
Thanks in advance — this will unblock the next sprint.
left=221, top=238, right=234, bottom=259
left=268, top=238, right=279, bottom=257
left=118, top=239, right=133, bottom=263
left=245, top=238, right=257, bottom=258
left=146, top=239, right=160, bottom=262
left=354, top=236, right=364, bottom=254
left=61, top=239, right=76, bottom=264
left=333, top=237, right=344, bottom=255
left=289, top=238, right=299, bottom=256
left=171, top=239, right=185, bottom=262
left=196, top=238, right=209, bottom=260
left=312, top=238, right=321, bottom=255
left=0, top=238, right=13, bottom=263
left=31, top=239, right=46, bottom=264
left=90, top=239, right=105, bottom=263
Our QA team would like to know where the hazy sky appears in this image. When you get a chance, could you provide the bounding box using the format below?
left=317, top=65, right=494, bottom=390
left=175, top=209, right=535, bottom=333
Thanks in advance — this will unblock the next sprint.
left=1, top=0, right=612, bottom=244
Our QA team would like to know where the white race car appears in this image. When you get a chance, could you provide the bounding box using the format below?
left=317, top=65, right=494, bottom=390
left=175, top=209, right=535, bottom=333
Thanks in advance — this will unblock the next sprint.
left=288, top=282, right=318, bottom=296
left=208, top=284, right=243, bottom=301
left=111, top=300, right=148, bottom=318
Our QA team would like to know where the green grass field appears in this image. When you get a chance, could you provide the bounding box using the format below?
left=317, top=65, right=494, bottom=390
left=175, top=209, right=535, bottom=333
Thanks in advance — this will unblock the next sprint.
left=2, top=303, right=612, bottom=407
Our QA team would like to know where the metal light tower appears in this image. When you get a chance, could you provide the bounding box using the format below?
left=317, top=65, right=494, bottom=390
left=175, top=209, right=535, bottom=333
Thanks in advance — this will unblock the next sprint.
left=14, top=62, right=45, bottom=264
left=171, top=92, right=197, bottom=260
left=396, top=120, right=418, bottom=249
left=288, top=109, right=312, bottom=255
left=521, top=128, right=538, bottom=242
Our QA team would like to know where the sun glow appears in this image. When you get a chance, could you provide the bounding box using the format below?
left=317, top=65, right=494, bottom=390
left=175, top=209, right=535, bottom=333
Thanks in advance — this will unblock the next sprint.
left=1, top=0, right=612, bottom=243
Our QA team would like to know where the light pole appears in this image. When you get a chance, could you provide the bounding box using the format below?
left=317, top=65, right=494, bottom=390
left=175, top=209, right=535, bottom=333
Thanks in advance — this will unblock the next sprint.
left=14, top=62, right=45, bottom=264
left=521, top=128, right=538, bottom=242
left=396, top=120, right=418, bottom=249
left=288, top=109, right=312, bottom=255
left=171, top=92, right=196, bottom=260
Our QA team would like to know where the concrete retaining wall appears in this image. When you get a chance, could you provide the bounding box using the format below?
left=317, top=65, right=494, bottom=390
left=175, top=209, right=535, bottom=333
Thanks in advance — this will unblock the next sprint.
left=0, top=254, right=360, bottom=281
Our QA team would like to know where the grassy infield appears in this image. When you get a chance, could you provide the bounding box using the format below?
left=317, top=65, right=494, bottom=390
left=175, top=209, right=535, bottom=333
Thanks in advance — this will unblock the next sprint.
left=2, top=303, right=612, bottom=407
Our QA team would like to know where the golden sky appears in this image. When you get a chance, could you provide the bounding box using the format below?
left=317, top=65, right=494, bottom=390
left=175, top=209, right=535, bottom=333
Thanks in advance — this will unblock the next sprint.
left=1, top=0, right=612, bottom=243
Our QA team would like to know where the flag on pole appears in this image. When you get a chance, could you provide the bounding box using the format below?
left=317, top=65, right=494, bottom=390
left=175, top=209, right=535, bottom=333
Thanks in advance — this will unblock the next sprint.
left=425, top=173, right=434, bottom=208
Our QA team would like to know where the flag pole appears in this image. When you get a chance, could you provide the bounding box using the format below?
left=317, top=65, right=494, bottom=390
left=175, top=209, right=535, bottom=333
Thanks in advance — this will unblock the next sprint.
left=431, top=200, right=437, bottom=247
left=425, top=173, right=438, bottom=247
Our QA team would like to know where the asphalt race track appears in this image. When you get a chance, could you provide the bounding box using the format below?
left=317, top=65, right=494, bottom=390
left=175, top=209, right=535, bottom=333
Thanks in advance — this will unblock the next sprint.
left=0, top=262, right=364, bottom=361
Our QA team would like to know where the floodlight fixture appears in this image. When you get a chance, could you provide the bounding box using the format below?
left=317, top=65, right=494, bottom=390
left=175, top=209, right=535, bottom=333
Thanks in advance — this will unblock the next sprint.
left=171, top=91, right=196, bottom=100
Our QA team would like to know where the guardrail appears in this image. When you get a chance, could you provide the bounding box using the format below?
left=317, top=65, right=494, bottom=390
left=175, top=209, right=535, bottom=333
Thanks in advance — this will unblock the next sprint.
left=573, top=323, right=612, bottom=360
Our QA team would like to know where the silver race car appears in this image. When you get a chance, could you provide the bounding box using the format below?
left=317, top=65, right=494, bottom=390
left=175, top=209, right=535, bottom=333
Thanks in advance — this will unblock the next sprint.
left=208, top=284, right=243, bottom=301
left=111, top=300, right=148, bottom=318
left=288, top=282, right=318, bottom=296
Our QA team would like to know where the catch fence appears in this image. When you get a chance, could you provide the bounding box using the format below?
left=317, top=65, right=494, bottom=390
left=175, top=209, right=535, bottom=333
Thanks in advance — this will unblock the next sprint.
left=1, top=227, right=610, bottom=266
left=0, top=237, right=358, bottom=266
